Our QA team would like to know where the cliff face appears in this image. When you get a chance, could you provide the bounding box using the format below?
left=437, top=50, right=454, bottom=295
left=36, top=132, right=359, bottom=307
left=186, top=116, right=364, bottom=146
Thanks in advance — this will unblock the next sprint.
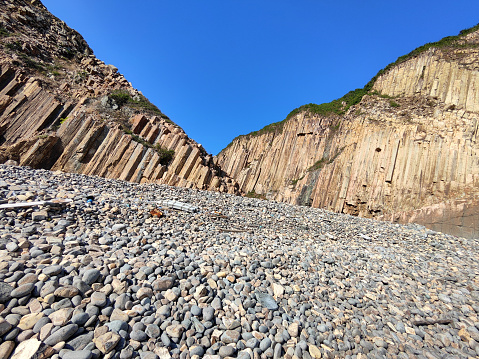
left=218, top=29, right=479, bottom=238
left=0, top=0, right=238, bottom=194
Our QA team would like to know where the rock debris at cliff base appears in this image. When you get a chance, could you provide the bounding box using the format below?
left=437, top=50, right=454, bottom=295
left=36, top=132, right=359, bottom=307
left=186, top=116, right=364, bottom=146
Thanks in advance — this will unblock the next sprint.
left=0, top=165, right=478, bottom=359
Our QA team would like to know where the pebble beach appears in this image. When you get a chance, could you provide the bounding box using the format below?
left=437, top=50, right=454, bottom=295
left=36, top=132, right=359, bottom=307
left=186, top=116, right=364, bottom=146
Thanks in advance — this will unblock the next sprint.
left=0, top=165, right=478, bottom=359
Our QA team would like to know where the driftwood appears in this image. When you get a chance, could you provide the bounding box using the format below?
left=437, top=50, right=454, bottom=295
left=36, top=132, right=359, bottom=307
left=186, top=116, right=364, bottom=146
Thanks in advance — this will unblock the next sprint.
left=209, top=214, right=229, bottom=219
left=0, top=198, right=72, bottom=209
left=411, top=318, right=453, bottom=326
left=157, top=200, right=198, bottom=213
left=218, top=227, right=250, bottom=233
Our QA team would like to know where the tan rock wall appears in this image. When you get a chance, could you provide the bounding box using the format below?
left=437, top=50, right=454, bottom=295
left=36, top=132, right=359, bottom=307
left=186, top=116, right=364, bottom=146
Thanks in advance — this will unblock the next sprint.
left=373, top=49, right=479, bottom=112
left=0, top=63, right=239, bottom=194
left=218, top=46, right=479, bottom=238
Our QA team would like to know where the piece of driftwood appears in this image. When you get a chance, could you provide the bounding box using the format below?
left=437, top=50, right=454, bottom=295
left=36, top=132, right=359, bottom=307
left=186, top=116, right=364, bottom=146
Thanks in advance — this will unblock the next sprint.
left=411, top=318, right=453, bottom=326
left=0, top=198, right=72, bottom=209
left=157, top=200, right=199, bottom=213
left=218, top=227, right=249, bottom=233
left=209, top=213, right=229, bottom=219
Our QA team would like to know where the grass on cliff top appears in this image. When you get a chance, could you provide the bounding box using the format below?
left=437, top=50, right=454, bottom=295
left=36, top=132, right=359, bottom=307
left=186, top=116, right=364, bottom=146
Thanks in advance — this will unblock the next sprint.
left=221, top=23, right=479, bottom=151
left=110, top=89, right=174, bottom=124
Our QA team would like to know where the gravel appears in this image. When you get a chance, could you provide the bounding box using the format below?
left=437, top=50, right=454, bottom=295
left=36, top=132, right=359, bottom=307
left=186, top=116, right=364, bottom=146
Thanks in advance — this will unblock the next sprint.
left=0, top=164, right=478, bottom=358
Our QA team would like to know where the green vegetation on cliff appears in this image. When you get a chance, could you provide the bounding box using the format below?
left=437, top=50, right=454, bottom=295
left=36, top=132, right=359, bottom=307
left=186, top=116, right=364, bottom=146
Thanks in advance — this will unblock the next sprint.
left=121, top=124, right=175, bottom=165
left=221, top=23, right=479, bottom=152
left=109, top=89, right=173, bottom=124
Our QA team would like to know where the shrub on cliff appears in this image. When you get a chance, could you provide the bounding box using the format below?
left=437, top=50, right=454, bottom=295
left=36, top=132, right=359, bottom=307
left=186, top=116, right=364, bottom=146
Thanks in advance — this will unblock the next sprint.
left=109, top=90, right=173, bottom=124
left=110, top=90, right=130, bottom=107
left=155, top=146, right=175, bottom=166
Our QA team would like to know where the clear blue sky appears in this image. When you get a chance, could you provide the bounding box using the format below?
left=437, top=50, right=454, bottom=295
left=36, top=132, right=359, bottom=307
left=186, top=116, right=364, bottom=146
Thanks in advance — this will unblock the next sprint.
left=42, top=0, right=479, bottom=155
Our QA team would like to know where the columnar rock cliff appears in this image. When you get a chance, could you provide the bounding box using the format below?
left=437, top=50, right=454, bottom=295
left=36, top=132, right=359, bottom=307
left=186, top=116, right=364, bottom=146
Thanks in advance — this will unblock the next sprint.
left=0, top=0, right=239, bottom=194
left=218, top=28, right=479, bottom=238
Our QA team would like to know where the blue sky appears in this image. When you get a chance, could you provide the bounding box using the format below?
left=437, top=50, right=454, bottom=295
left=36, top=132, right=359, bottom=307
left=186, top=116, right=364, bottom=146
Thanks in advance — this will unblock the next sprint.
left=42, top=0, right=479, bottom=155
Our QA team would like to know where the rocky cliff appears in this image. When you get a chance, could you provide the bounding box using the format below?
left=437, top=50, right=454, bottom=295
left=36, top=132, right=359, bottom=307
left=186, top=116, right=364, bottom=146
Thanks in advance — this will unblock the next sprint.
left=218, top=26, right=479, bottom=238
left=0, top=0, right=239, bottom=194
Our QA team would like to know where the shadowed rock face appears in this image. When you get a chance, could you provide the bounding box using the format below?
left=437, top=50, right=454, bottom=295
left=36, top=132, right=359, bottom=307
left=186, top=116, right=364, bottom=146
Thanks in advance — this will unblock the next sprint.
left=0, top=0, right=239, bottom=195
left=218, top=30, right=479, bottom=238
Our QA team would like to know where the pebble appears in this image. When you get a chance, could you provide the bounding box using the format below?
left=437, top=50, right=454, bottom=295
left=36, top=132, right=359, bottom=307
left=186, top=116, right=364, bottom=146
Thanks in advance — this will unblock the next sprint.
left=221, top=330, right=241, bottom=344
left=91, top=291, right=107, bottom=307
left=0, top=341, right=15, bottom=358
left=0, top=165, right=476, bottom=359
left=63, top=350, right=93, bottom=359
left=0, top=282, right=13, bottom=303
left=219, top=345, right=236, bottom=357
left=82, top=269, right=101, bottom=285
left=10, top=283, right=34, bottom=298
left=44, top=323, right=78, bottom=346
left=94, top=331, right=121, bottom=354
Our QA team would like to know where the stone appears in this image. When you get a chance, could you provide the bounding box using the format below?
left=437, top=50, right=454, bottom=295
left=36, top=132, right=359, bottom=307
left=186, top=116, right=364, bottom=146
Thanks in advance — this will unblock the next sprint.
left=191, top=305, right=202, bottom=316
left=106, top=320, right=128, bottom=334
left=63, top=351, right=93, bottom=359
left=44, top=324, right=78, bottom=346
left=94, top=331, right=121, bottom=354
left=6, top=242, right=19, bottom=252
left=256, top=292, right=278, bottom=310
left=49, top=307, right=74, bottom=326
left=18, top=312, right=44, bottom=330
left=0, top=282, right=13, bottom=303
left=272, top=283, right=284, bottom=298
left=54, top=285, right=80, bottom=298
left=166, top=323, right=184, bottom=338
left=288, top=322, right=299, bottom=338
left=190, top=345, right=205, bottom=356
left=82, top=269, right=101, bottom=285
left=10, top=283, right=34, bottom=298
left=33, top=317, right=51, bottom=333
left=203, top=306, right=215, bottom=321
left=308, top=344, right=321, bottom=359
left=71, top=312, right=90, bottom=326
left=110, top=308, right=129, bottom=322
left=219, top=345, right=236, bottom=357
left=91, top=291, right=107, bottom=307
left=112, top=224, right=127, bottom=232
left=32, top=210, right=48, bottom=221
left=164, top=289, right=179, bottom=302
left=0, top=122, right=477, bottom=359
left=195, top=285, right=208, bottom=299
left=67, top=332, right=94, bottom=351
left=10, top=338, right=41, bottom=359
left=43, top=265, right=63, bottom=276
left=260, top=337, right=272, bottom=352
left=130, top=330, right=147, bottom=341
left=137, top=287, right=153, bottom=300
left=0, top=341, right=15, bottom=359
left=139, top=352, right=158, bottom=359
left=154, top=277, right=174, bottom=291
left=223, top=318, right=241, bottom=330
left=0, top=318, right=12, bottom=335
left=245, top=338, right=259, bottom=349
left=221, top=330, right=241, bottom=344
left=40, top=323, right=54, bottom=341
left=146, top=323, right=160, bottom=338
left=273, top=343, right=282, bottom=359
